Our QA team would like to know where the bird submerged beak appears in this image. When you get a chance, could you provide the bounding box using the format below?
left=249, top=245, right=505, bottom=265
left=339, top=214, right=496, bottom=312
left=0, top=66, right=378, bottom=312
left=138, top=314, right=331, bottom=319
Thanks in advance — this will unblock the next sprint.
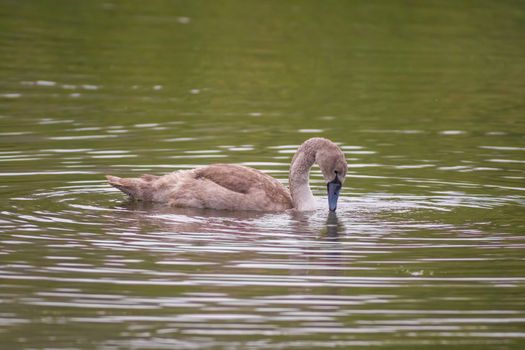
left=327, top=176, right=342, bottom=211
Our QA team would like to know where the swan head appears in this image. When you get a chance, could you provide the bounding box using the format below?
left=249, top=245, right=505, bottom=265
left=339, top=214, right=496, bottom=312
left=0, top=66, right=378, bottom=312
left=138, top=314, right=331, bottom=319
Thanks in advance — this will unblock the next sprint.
left=315, top=141, right=347, bottom=211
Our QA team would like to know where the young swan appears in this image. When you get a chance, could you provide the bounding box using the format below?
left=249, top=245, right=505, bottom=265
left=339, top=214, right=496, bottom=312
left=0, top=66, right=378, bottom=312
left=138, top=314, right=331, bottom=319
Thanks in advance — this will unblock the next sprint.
left=107, top=137, right=347, bottom=211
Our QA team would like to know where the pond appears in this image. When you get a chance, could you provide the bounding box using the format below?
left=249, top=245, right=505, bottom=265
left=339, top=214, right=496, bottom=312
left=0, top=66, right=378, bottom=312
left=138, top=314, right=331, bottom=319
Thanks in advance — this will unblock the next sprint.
left=1, top=1, right=524, bottom=349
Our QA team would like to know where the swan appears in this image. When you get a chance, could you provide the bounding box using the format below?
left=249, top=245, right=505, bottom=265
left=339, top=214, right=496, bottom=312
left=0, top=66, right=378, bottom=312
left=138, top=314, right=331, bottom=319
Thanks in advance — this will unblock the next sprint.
left=106, top=137, right=347, bottom=211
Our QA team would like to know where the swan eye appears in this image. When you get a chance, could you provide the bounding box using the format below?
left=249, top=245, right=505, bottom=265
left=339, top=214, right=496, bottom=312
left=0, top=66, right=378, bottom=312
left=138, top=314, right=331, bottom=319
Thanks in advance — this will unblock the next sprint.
left=334, top=170, right=338, bottom=175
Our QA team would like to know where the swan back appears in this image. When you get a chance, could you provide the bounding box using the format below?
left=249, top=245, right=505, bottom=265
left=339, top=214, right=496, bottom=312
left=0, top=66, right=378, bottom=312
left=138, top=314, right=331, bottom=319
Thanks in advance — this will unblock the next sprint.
left=108, top=164, right=293, bottom=211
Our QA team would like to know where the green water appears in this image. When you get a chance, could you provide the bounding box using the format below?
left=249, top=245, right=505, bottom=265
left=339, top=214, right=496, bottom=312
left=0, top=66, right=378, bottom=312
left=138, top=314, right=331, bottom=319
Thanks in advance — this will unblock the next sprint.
left=1, top=1, right=524, bottom=349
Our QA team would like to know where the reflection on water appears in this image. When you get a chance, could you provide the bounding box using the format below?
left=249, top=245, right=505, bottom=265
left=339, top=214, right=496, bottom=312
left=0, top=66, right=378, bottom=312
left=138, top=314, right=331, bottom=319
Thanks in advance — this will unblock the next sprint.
left=1, top=0, right=525, bottom=349
left=324, top=211, right=343, bottom=239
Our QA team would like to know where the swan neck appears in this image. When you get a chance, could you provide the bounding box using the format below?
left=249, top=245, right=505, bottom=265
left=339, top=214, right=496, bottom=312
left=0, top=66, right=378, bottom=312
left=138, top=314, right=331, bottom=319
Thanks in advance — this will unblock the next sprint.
left=289, top=146, right=317, bottom=211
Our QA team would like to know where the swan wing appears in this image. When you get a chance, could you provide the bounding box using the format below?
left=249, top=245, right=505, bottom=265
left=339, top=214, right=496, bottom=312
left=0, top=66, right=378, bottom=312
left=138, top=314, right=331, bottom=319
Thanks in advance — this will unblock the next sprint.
left=193, top=164, right=293, bottom=210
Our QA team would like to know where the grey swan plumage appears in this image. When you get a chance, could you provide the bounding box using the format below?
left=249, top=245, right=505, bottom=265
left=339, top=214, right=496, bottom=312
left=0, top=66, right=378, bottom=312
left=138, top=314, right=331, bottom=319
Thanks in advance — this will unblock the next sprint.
left=106, top=137, right=347, bottom=211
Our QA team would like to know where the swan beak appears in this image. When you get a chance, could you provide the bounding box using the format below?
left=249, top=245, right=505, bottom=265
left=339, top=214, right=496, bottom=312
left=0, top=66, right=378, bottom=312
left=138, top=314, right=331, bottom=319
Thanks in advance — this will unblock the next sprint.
left=327, top=177, right=342, bottom=211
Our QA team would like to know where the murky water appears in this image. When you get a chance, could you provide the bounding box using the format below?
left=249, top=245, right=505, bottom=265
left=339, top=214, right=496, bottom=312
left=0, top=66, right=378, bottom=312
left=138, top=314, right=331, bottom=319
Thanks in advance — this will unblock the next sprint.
left=1, top=1, right=525, bottom=349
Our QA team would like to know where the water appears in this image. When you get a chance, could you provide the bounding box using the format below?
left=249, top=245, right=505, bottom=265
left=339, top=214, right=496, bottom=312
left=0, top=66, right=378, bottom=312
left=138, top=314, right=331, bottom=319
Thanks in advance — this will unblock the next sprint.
left=1, top=1, right=525, bottom=349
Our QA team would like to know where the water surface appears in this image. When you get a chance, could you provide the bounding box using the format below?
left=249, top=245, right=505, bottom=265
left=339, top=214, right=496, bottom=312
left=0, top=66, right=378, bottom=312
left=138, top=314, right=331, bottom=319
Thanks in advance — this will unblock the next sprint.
left=1, top=1, right=525, bottom=349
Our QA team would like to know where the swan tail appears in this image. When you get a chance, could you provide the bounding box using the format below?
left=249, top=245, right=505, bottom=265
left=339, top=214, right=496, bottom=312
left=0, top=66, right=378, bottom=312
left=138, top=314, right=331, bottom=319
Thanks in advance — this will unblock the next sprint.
left=106, top=174, right=158, bottom=201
